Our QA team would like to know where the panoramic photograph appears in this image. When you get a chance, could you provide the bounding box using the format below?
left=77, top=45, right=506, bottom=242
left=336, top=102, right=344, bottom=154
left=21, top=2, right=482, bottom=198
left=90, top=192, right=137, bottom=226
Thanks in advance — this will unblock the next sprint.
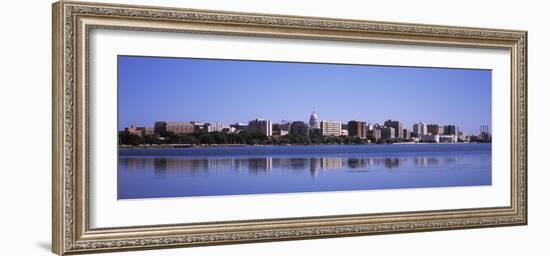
left=117, top=55, right=492, bottom=200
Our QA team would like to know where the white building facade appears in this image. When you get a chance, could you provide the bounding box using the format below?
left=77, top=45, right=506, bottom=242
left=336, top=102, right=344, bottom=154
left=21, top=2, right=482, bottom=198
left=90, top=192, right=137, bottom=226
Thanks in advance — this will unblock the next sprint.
left=413, top=122, right=428, bottom=136
left=320, top=120, right=342, bottom=136
left=207, top=122, right=230, bottom=132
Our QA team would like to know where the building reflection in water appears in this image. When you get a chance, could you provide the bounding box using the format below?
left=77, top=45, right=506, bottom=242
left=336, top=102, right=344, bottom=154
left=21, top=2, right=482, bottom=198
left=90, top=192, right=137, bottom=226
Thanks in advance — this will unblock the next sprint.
left=348, top=158, right=369, bottom=169
left=119, top=155, right=460, bottom=177
left=384, top=158, right=402, bottom=169
left=247, top=158, right=273, bottom=174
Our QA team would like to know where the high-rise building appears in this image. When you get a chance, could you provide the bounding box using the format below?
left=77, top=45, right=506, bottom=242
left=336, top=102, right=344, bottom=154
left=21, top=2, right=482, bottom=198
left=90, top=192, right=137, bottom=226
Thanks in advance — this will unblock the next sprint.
left=380, top=126, right=395, bottom=140
left=366, top=124, right=374, bottom=131
left=384, top=120, right=403, bottom=138
left=480, top=125, right=490, bottom=135
left=320, top=120, right=342, bottom=136
left=427, top=124, right=443, bottom=135
left=309, top=111, right=320, bottom=129
left=480, top=125, right=491, bottom=141
left=368, top=129, right=381, bottom=141
left=347, top=120, right=367, bottom=138
left=413, top=122, right=428, bottom=136
left=289, top=121, right=309, bottom=137
left=368, top=124, right=382, bottom=141
left=403, top=128, right=411, bottom=139
left=248, top=119, right=272, bottom=136
left=443, top=125, right=459, bottom=135
left=154, top=121, right=195, bottom=135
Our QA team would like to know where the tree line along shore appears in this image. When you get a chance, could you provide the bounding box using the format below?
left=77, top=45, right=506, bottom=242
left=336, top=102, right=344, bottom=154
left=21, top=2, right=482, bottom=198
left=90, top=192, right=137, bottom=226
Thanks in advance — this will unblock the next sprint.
left=119, top=129, right=490, bottom=147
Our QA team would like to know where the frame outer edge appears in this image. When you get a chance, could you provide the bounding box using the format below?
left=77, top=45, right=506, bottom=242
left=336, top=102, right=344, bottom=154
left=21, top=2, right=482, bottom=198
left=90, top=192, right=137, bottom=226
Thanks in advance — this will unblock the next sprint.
left=54, top=1, right=528, bottom=254
left=522, top=31, right=528, bottom=225
left=52, top=1, right=65, bottom=255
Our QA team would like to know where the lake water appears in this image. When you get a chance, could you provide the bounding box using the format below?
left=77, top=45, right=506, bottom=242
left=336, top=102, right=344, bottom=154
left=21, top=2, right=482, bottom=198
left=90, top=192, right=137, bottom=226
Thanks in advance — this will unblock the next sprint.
left=118, top=144, right=491, bottom=199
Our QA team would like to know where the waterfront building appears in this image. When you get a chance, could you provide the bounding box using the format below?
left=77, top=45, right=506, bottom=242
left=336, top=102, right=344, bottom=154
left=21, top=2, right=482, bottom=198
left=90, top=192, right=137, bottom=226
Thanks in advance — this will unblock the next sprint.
left=347, top=120, right=367, bottom=138
left=480, top=125, right=491, bottom=141
left=320, top=120, right=342, bottom=136
left=380, top=126, right=395, bottom=140
left=427, top=124, right=443, bottom=135
left=480, top=125, right=490, bottom=134
left=271, top=129, right=289, bottom=139
left=125, top=125, right=146, bottom=137
left=289, top=121, right=309, bottom=137
left=439, top=135, right=458, bottom=143
left=384, top=120, right=403, bottom=138
left=273, top=123, right=291, bottom=133
left=143, top=127, right=154, bottom=136
left=368, top=129, right=381, bottom=141
left=444, top=125, right=459, bottom=135
left=458, top=131, right=465, bottom=141
left=309, top=111, right=320, bottom=129
left=413, top=122, right=428, bottom=136
left=207, top=122, right=230, bottom=133
left=190, top=121, right=207, bottom=131
left=420, top=134, right=440, bottom=143
left=367, top=123, right=375, bottom=131
left=280, top=122, right=291, bottom=132
left=248, top=119, right=273, bottom=136
left=154, top=121, right=195, bottom=135
left=468, top=135, right=479, bottom=143
left=154, top=122, right=165, bottom=135
left=230, top=123, right=249, bottom=132
left=341, top=129, right=348, bottom=136
left=368, top=124, right=382, bottom=141
left=403, top=128, right=411, bottom=139
left=167, top=122, right=194, bottom=135
left=272, top=122, right=290, bottom=139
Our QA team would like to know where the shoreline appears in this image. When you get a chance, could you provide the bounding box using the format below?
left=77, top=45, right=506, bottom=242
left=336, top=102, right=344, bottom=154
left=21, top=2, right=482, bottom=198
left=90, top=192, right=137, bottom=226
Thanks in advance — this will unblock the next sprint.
left=119, top=142, right=489, bottom=149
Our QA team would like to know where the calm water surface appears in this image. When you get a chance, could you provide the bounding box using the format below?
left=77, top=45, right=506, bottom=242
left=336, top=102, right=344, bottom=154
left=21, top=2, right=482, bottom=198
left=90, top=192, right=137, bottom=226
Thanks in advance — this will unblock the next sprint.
left=118, top=144, right=491, bottom=199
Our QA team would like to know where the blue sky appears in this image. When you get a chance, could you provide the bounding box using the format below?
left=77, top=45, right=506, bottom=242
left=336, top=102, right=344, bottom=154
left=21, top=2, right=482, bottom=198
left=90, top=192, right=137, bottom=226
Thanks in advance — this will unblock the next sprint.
left=118, top=55, right=491, bottom=135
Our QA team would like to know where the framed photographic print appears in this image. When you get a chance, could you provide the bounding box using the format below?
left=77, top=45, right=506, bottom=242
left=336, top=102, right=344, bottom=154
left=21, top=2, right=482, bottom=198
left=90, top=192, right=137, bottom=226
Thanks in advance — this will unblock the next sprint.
left=52, top=1, right=527, bottom=255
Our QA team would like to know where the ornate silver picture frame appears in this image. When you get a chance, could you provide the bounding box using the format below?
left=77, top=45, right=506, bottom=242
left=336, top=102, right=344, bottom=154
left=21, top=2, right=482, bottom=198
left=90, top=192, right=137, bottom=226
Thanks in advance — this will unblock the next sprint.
left=52, top=1, right=527, bottom=255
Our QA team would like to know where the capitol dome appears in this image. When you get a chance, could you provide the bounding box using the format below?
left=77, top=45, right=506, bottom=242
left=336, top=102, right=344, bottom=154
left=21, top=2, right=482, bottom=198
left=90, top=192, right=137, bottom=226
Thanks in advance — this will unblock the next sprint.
left=309, top=111, right=320, bottom=129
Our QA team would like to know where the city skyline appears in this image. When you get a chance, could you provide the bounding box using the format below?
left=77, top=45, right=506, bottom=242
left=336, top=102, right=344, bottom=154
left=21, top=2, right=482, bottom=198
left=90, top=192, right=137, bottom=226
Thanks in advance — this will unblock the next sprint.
left=118, top=55, right=492, bottom=135
left=119, top=114, right=485, bottom=137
